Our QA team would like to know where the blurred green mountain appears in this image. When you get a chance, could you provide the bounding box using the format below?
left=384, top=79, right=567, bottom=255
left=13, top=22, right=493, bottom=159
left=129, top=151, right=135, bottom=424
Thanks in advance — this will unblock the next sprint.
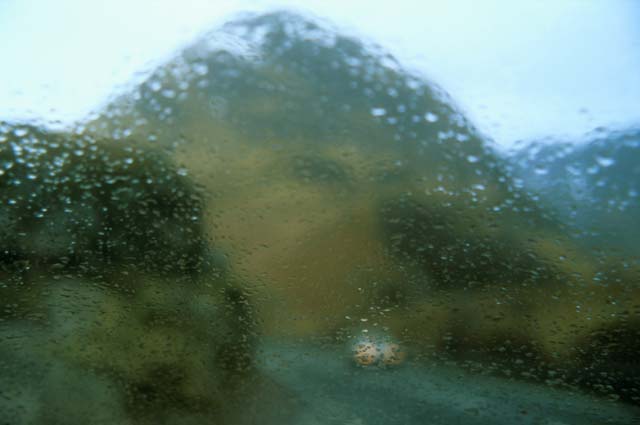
left=83, top=10, right=640, bottom=405
left=510, top=127, right=640, bottom=256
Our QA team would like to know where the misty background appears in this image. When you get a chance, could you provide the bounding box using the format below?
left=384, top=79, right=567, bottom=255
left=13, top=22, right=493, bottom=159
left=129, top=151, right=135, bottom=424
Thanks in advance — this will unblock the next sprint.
left=1, top=0, right=639, bottom=149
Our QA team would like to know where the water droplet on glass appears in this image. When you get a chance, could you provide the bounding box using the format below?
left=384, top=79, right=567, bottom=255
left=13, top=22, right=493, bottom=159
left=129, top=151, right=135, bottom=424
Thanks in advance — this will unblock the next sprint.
left=595, top=156, right=615, bottom=167
left=456, top=133, right=469, bottom=142
left=371, top=107, right=386, bottom=117
left=424, top=112, right=439, bottom=123
left=149, top=80, right=162, bottom=92
left=161, top=89, right=176, bottom=98
left=193, top=63, right=209, bottom=76
left=534, top=167, right=548, bottom=175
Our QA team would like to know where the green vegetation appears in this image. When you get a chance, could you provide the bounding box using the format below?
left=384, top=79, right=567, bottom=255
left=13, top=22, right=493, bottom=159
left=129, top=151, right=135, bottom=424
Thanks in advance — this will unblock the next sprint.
left=0, top=123, right=256, bottom=423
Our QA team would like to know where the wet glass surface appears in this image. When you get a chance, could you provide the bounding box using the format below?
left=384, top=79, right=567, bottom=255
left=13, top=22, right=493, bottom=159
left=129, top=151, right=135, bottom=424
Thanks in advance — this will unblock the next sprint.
left=1, top=7, right=639, bottom=425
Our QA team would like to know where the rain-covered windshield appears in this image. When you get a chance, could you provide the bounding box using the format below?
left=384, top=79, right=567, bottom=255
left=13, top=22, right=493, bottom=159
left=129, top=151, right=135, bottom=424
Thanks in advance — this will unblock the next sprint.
left=1, top=4, right=639, bottom=425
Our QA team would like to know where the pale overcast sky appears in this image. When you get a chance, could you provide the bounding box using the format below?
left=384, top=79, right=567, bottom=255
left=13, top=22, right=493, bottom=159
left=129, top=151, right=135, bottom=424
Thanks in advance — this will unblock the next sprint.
left=1, top=0, right=639, bottom=149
